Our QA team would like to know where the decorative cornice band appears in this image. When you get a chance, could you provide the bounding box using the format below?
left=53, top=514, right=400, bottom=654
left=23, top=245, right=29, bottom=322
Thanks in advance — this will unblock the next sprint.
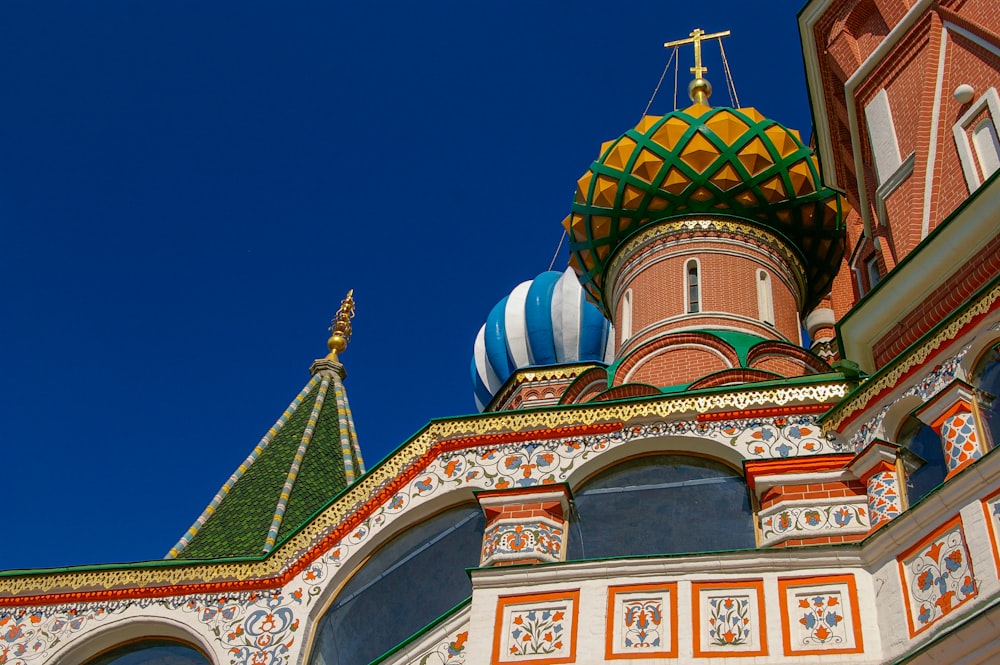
left=823, top=280, right=1000, bottom=433
left=0, top=380, right=850, bottom=605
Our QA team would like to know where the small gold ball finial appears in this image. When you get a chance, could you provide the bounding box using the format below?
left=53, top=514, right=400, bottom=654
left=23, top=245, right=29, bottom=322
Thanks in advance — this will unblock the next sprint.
left=688, top=77, right=712, bottom=105
left=326, top=289, right=356, bottom=359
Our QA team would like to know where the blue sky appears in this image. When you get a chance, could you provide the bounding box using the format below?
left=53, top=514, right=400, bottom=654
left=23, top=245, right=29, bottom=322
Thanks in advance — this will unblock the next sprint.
left=0, top=1, right=812, bottom=570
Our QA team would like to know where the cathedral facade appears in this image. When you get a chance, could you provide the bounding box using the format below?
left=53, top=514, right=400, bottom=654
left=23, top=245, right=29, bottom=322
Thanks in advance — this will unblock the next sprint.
left=3, top=1, right=1000, bottom=664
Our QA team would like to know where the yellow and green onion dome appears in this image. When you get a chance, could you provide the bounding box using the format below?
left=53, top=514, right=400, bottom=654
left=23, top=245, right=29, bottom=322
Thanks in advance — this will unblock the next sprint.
left=564, top=103, right=850, bottom=315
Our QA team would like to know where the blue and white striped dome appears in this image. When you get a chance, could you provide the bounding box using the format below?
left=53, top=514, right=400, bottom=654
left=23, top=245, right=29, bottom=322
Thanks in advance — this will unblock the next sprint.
left=471, top=268, right=614, bottom=411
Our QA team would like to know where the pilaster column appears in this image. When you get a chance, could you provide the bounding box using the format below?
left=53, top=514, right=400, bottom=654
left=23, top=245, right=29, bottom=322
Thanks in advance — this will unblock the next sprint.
left=847, top=440, right=903, bottom=529
left=476, top=485, right=570, bottom=566
left=745, top=455, right=869, bottom=547
left=916, top=380, right=985, bottom=478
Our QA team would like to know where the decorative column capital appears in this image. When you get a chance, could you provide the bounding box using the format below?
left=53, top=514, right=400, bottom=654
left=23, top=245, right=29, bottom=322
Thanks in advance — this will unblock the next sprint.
left=847, top=439, right=899, bottom=484
left=848, top=439, right=903, bottom=529
left=476, top=485, right=571, bottom=567
left=915, top=379, right=984, bottom=477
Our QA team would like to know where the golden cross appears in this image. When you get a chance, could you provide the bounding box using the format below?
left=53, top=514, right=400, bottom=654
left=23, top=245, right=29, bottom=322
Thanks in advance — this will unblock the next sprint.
left=663, top=28, right=731, bottom=79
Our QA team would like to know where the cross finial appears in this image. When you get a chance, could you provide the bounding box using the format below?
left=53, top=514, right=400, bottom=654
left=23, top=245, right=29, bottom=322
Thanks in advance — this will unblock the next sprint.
left=663, top=28, right=731, bottom=105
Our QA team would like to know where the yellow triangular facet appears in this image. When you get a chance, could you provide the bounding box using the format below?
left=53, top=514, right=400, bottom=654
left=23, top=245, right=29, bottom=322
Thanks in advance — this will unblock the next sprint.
left=630, top=148, right=664, bottom=183
left=604, top=137, right=637, bottom=171
left=705, top=110, right=750, bottom=147
left=737, top=136, right=774, bottom=176
left=635, top=115, right=663, bottom=134
left=710, top=162, right=742, bottom=191
left=679, top=132, right=720, bottom=174
left=651, top=116, right=690, bottom=151
left=659, top=167, right=691, bottom=195
left=593, top=175, right=619, bottom=208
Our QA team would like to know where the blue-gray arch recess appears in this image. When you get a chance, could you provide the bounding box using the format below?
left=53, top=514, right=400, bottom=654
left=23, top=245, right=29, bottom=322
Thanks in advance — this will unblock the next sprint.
left=307, top=504, right=485, bottom=665
left=84, top=640, right=210, bottom=665
left=897, top=415, right=947, bottom=506
left=974, top=344, right=1000, bottom=449
left=566, top=454, right=755, bottom=560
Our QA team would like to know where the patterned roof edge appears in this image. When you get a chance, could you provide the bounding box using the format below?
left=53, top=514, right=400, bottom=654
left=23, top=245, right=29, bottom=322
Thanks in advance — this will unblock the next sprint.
left=0, top=381, right=851, bottom=602
left=262, top=374, right=334, bottom=552
left=166, top=376, right=322, bottom=559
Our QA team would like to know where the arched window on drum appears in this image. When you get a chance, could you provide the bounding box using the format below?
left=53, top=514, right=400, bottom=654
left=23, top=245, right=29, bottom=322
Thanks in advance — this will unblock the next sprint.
left=307, top=504, right=484, bottom=665
left=566, top=454, right=755, bottom=560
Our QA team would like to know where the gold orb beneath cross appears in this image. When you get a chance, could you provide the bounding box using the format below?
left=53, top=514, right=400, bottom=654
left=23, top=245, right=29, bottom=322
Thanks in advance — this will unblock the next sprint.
left=328, top=334, right=347, bottom=354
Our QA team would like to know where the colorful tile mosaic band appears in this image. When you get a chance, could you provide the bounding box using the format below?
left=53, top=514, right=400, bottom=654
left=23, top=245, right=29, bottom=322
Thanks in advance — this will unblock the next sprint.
left=759, top=501, right=869, bottom=546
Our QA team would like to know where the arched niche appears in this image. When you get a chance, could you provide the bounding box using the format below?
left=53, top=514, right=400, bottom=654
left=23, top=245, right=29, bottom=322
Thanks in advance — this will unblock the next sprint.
left=303, top=502, right=484, bottom=665
left=897, top=414, right=947, bottom=508
left=563, top=438, right=755, bottom=560
left=879, top=394, right=926, bottom=444
left=970, top=339, right=1000, bottom=449
left=50, top=617, right=216, bottom=665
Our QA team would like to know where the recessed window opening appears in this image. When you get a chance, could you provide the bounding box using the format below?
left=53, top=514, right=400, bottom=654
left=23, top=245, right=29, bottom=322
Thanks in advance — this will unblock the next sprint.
left=621, top=288, right=633, bottom=343
left=756, top=269, right=774, bottom=325
left=972, top=117, right=1000, bottom=180
left=973, top=343, right=1000, bottom=449
left=865, top=255, right=881, bottom=290
left=898, top=415, right=947, bottom=507
left=686, top=260, right=700, bottom=314
left=566, top=454, right=754, bottom=560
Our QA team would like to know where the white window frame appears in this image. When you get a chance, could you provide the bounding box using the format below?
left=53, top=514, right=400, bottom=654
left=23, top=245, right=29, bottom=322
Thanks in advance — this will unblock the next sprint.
left=756, top=269, right=774, bottom=325
left=685, top=259, right=701, bottom=314
left=953, top=87, right=1000, bottom=191
left=620, top=288, right=633, bottom=344
left=865, top=88, right=903, bottom=184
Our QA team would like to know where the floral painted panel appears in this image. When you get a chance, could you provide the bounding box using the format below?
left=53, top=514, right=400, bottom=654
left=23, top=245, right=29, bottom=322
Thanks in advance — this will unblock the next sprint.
left=481, top=518, right=564, bottom=565
left=692, top=580, right=767, bottom=657
left=899, top=517, right=977, bottom=635
left=494, top=591, right=579, bottom=664
left=758, top=501, right=869, bottom=546
left=778, top=575, right=863, bottom=655
left=606, top=583, right=677, bottom=659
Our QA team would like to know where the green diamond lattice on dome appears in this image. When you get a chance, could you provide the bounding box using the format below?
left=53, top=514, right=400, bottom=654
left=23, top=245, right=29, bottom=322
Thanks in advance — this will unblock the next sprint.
left=565, top=104, right=849, bottom=315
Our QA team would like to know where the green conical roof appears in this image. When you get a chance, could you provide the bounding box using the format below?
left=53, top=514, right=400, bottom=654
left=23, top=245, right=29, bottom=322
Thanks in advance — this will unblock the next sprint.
left=167, top=359, right=364, bottom=559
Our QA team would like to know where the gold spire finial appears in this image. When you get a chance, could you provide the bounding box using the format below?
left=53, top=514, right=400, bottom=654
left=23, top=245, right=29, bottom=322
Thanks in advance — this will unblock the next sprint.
left=663, top=28, right=731, bottom=106
left=326, top=289, right=356, bottom=358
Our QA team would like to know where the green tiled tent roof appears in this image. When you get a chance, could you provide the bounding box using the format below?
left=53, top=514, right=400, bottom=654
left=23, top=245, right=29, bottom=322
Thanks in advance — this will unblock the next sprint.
left=167, top=359, right=364, bottom=559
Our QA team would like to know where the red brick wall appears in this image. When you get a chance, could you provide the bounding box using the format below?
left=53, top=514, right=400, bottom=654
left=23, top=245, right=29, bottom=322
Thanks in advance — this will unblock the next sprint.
left=627, top=345, right=731, bottom=387
left=871, top=233, right=1000, bottom=366
left=809, top=0, right=1000, bottom=321
left=759, top=478, right=867, bottom=511
left=612, top=232, right=803, bottom=346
